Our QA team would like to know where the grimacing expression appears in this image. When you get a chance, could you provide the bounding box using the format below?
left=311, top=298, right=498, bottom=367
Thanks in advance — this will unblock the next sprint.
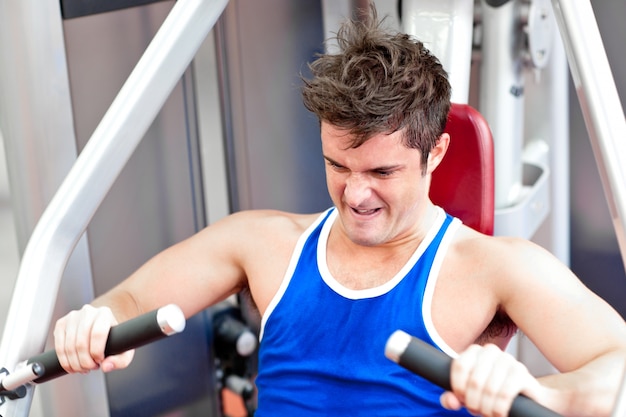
left=321, top=121, right=446, bottom=248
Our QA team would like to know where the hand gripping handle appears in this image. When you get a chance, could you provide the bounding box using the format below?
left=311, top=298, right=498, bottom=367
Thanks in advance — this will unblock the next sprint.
left=384, top=330, right=562, bottom=417
left=27, top=304, right=186, bottom=384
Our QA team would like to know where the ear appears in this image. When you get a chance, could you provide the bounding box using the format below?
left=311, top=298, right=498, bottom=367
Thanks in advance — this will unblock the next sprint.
left=426, top=133, right=450, bottom=175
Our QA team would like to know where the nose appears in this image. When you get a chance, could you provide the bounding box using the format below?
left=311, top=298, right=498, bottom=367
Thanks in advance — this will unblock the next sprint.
left=343, top=173, right=372, bottom=207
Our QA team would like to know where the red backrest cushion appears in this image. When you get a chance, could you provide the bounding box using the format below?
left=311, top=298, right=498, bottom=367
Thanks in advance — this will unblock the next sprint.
left=430, top=103, right=495, bottom=235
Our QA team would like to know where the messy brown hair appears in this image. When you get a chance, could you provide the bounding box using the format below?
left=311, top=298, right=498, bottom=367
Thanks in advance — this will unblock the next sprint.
left=301, top=4, right=451, bottom=172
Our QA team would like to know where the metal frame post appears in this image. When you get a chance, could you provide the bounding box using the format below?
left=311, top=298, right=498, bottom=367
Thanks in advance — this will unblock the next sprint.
left=0, top=0, right=229, bottom=415
left=551, top=0, right=626, bottom=268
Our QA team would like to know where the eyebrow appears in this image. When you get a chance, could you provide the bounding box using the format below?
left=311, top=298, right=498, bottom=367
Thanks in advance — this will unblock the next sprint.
left=323, top=155, right=403, bottom=172
left=323, top=155, right=342, bottom=166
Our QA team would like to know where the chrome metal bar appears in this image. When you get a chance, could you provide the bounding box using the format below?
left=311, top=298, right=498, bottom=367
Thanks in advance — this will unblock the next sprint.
left=551, top=0, right=626, bottom=267
left=0, top=0, right=228, bottom=415
left=401, top=0, right=474, bottom=104
left=0, top=0, right=91, bottom=414
left=479, top=0, right=525, bottom=210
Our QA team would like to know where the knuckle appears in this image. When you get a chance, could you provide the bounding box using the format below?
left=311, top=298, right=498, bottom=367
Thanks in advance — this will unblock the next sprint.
left=52, top=324, right=64, bottom=342
left=78, top=355, right=95, bottom=369
left=483, top=343, right=501, bottom=354
left=481, top=383, right=498, bottom=399
left=74, top=336, right=90, bottom=353
left=81, top=304, right=96, bottom=313
left=493, top=396, right=513, bottom=417
left=465, top=344, right=483, bottom=355
left=466, top=376, right=483, bottom=392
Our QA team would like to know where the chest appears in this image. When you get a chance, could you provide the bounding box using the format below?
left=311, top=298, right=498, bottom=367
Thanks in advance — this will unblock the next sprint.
left=326, top=252, right=413, bottom=290
left=248, top=215, right=503, bottom=353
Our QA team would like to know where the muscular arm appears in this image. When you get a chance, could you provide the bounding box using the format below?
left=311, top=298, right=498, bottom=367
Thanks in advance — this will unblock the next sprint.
left=94, top=212, right=252, bottom=320
left=445, top=235, right=626, bottom=417
left=501, top=239, right=626, bottom=416
left=54, top=210, right=310, bottom=374
left=89, top=211, right=254, bottom=324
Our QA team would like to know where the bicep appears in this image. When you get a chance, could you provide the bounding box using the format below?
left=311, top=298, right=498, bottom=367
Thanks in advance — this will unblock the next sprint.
left=496, top=240, right=626, bottom=372
left=106, top=215, right=249, bottom=320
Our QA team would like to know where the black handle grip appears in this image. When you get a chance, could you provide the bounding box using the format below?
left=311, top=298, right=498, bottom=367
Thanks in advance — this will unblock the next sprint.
left=484, top=0, right=512, bottom=7
left=27, top=304, right=185, bottom=384
left=385, top=330, right=562, bottom=417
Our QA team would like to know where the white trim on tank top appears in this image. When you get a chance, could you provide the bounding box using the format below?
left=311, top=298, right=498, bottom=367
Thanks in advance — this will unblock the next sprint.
left=259, top=208, right=332, bottom=341
left=317, top=207, right=445, bottom=300
left=259, top=205, right=462, bottom=360
left=316, top=206, right=462, bottom=357
left=422, top=216, right=462, bottom=358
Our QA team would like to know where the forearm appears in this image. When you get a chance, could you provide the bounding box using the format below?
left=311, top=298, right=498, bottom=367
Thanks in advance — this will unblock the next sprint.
left=90, top=285, right=145, bottom=324
left=89, top=247, right=197, bottom=321
left=537, top=348, right=626, bottom=417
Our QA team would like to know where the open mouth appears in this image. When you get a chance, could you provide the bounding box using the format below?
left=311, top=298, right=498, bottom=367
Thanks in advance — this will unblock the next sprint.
left=351, top=207, right=380, bottom=216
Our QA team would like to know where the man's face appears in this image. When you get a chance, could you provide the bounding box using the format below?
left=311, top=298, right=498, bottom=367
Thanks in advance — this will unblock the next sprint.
left=321, top=121, right=433, bottom=247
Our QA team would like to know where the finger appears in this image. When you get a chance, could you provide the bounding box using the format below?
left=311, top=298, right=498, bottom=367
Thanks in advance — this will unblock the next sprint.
left=63, top=309, right=87, bottom=373
left=440, top=391, right=463, bottom=411
left=464, top=344, right=535, bottom=417
left=490, top=355, right=533, bottom=417
left=450, top=344, right=482, bottom=404
left=89, top=307, right=118, bottom=365
left=55, top=305, right=102, bottom=373
left=100, top=349, right=135, bottom=373
left=71, top=306, right=101, bottom=373
left=53, top=315, right=71, bottom=372
left=463, top=344, right=501, bottom=415
left=478, top=350, right=512, bottom=417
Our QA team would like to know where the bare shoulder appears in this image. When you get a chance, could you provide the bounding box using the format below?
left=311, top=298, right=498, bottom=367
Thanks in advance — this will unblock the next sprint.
left=448, top=224, right=626, bottom=371
left=218, top=209, right=322, bottom=242
left=452, top=224, right=578, bottom=286
left=235, top=208, right=321, bottom=229
left=111, top=209, right=325, bottom=323
left=203, top=209, right=323, bottom=276
left=448, top=224, right=580, bottom=301
left=212, top=209, right=324, bottom=314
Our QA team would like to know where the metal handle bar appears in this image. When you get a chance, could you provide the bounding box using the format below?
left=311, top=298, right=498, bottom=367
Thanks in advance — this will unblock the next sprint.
left=29, top=304, right=185, bottom=385
left=385, top=330, right=563, bottom=417
left=0, top=305, right=185, bottom=392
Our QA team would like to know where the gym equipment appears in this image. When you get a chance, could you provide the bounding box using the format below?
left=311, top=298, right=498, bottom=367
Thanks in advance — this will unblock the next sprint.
left=431, top=103, right=495, bottom=236
left=0, top=0, right=624, bottom=415
left=0, top=305, right=185, bottom=410
left=385, top=330, right=563, bottom=417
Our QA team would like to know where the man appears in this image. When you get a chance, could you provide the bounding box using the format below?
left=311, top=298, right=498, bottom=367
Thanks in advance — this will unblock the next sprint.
left=54, top=5, right=626, bottom=416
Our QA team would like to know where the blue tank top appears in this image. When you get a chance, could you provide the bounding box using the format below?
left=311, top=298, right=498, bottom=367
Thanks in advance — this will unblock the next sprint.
left=255, top=207, right=471, bottom=416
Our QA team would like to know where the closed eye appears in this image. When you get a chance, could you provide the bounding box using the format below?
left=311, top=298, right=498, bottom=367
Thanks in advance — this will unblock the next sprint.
left=374, top=169, right=394, bottom=177
left=325, top=157, right=347, bottom=171
left=324, top=156, right=400, bottom=177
